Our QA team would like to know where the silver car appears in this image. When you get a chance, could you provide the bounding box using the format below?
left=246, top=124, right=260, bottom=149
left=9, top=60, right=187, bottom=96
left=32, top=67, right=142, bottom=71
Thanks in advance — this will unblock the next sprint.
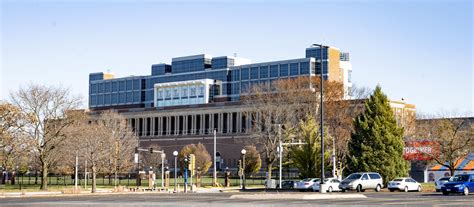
left=339, top=172, right=383, bottom=192
left=295, top=178, right=320, bottom=191
left=435, top=176, right=451, bottom=192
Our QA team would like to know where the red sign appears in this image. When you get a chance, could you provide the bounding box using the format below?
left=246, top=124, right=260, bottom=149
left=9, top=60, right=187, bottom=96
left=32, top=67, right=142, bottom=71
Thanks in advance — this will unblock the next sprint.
left=403, top=141, right=439, bottom=161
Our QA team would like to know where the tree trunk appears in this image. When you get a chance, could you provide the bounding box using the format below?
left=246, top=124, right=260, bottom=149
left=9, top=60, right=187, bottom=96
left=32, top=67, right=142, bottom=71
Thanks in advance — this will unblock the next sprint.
left=267, top=163, right=273, bottom=180
left=449, top=167, right=455, bottom=177
left=40, top=162, right=48, bottom=191
left=92, top=166, right=97, bottom=193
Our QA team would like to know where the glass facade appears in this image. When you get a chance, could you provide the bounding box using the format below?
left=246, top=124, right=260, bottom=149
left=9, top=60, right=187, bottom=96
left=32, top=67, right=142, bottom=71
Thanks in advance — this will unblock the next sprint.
left=89, top=48, right=334, bottom=109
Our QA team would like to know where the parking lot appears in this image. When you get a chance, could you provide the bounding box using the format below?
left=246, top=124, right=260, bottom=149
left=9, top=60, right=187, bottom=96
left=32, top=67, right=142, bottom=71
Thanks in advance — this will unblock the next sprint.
left=0, top=191, right=473, bottom=206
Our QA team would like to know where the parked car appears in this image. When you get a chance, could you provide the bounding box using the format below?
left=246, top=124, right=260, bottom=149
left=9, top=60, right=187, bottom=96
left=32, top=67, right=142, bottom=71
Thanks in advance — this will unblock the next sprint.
left=339, top=172, right=383, bottom=192
left=435, top=176, right=451, bottom=192
left=441, top=174, right=474, bottom=196
left=312, top=177, right=341, bottom=192
left=295, top=178, right=320, bottom=191
left=388, top=177, right=422, bottom=192
left=277, top=180, right=296, bottom=189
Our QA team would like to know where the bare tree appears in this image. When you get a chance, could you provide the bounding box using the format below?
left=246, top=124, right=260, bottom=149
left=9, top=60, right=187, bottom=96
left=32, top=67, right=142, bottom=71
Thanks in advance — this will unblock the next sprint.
left=415, top=114, right=474, bottom=176
left=10, top=84, right=81, bottom=190
left=99, top=110, right=138, bottom=186
left=243, top=76, right=359, bottom=179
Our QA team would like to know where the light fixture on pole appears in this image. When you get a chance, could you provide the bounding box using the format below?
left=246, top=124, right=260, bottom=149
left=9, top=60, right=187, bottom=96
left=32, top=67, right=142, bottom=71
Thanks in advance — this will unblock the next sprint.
left=241, top=149, right=247, bottom=190
left=173, top=150, right=178, bottom=193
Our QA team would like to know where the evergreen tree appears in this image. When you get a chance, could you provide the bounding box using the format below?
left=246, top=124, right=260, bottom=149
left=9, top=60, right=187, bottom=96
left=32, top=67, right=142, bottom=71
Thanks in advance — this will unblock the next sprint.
left=347, top=85, right=408, bottom=184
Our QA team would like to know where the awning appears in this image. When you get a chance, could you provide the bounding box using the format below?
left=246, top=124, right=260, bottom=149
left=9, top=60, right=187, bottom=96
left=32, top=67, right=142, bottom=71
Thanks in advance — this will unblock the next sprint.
left=429, top=153, right=474, bottom=171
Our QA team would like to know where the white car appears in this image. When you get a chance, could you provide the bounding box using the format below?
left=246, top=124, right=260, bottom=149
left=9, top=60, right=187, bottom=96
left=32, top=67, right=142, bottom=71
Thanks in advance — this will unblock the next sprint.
left=296, top=178, right=320, bottom=191
left=435, top=176, right=451, bottom=192
left=312, top=177, right=341, bottom=192
left=388, top=177, right=422, bottom=192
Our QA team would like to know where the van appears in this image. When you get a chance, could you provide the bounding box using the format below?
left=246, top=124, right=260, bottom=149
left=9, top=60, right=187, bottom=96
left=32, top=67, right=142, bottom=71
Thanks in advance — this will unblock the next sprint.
left=338, top=172, right=383, bottom=192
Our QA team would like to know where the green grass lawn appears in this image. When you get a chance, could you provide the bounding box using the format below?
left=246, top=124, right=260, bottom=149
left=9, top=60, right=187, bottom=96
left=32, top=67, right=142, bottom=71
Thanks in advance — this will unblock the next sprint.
left=0, top=176, right=266, bottom=192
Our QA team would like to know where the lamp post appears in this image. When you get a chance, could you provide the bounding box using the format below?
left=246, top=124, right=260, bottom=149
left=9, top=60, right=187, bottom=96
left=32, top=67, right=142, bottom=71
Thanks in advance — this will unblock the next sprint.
left=311, top=43, right=327, bottom=193
left=173, top=150, right=178, bottom=192
left=241, top=149, right=247, bottom=190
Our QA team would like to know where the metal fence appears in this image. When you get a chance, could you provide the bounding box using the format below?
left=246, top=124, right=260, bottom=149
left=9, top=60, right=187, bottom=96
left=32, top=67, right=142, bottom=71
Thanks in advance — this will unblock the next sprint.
left=0, top=170, right=301, bottom=189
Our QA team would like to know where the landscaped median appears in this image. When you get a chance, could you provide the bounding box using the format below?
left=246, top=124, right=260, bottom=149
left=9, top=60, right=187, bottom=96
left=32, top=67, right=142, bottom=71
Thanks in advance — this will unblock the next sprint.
left=230, top=193, right=367, bottom=200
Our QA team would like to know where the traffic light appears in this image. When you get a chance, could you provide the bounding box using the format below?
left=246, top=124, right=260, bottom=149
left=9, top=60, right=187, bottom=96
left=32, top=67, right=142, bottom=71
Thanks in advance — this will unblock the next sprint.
left=149, top=148, right=153, bottom=153
left=337, top=161, right=342, bottom=170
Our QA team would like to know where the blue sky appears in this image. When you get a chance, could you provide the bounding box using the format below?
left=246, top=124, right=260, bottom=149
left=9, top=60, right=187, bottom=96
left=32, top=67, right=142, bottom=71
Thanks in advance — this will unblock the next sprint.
left=1, top=0, right=473, bottom=115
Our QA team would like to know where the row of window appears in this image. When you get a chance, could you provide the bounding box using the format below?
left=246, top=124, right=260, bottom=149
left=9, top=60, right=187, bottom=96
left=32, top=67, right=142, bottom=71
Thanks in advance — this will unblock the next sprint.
left=90, top=92, right=141, bottom=106
left=156, top=85, right=206, bottom=100
left=171, top=59, right=211, bottom=73
left=90, top=79, right=141, bottom=94
left=156, top=97, right=206, bottom=107
left=233, top=62, right=312, bottom=81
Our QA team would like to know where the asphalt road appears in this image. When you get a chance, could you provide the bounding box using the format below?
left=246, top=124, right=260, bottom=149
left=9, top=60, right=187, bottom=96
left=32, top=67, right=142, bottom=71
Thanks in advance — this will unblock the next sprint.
left=1, top=191, right=473, bottom=206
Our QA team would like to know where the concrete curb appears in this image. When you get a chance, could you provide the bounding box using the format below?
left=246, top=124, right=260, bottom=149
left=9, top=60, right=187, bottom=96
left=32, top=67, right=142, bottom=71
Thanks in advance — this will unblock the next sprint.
left=230, top=193, right=367, bottom=200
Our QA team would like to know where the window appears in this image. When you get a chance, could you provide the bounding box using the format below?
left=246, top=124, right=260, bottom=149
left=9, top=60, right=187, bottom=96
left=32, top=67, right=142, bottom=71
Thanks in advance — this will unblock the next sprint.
left=119, top=93, right=126, bottom=103
left=112, top=82, right=118, bottom=92
left=126, top=92, right=133, bottom=102
left=98, top=83, right=104, bottom=93
left=173, top=88, right=179, bottom=97
left=198, top=85, right=205, bottom=96
left=182, top=87, right=188, bottom=97
left=91, top=84, right=98, bottom=93
left=133, top=92, right=140, bottom=102
left=105, top=82, right=111, bottom=92
left=133, top=79, right=140, bottom=90
left=119, top=81, right=125, bottom=91
left=165, top=89, right=171, bottom=99
left=190, top=87, right=196, bottom=97
left=369, top=173, right=381, bottom=179
left=250, top=67, right=259, bottom=79
left=279, top=64, right=289, bottom=76
left=259, top=66, right=268, bottom=79
left=270, top=65, right=278, bottom=77
left=241, top=68, right=249, bottom=80
left=300, top=62, right=309, bottom=74
left=290, top=63, right=299, bottom=76
left=362, top=174, right=369, bottom=180
left=126, top=80, right=133, bottom=91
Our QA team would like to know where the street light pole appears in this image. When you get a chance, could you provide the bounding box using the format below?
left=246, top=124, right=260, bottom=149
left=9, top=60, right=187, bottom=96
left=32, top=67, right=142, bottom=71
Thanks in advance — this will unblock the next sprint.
left=241, top=149, right=247, bottom=190
left=173, top=150, right=178, bottom=192
left=312, top=43, right=326, bottom=191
